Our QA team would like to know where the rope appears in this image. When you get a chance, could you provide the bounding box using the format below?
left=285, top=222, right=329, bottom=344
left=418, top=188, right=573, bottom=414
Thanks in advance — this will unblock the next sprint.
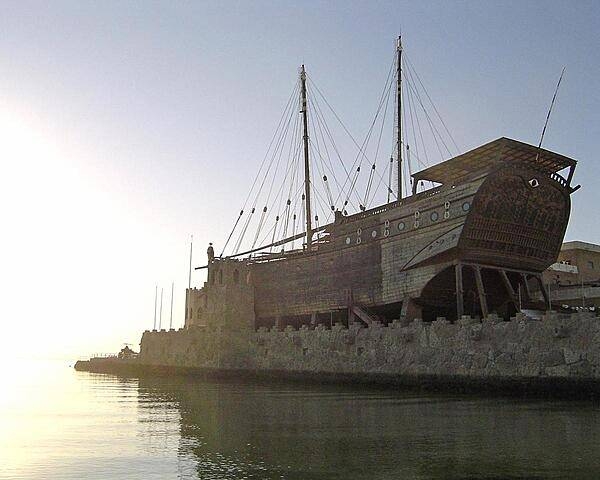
left=220, top=209, right=243, bottom=257
left=234, top=207, right=255, bottom=254
left=405, top=56, right=460, bottom=154
left=252, top=206, right=268, bottom=249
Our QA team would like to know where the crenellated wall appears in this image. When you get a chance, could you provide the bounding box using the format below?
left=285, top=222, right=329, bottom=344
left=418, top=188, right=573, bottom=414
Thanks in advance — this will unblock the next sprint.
left=185, top=258, right=255, bottom=330
left=139, top=311, right=600, bottom=381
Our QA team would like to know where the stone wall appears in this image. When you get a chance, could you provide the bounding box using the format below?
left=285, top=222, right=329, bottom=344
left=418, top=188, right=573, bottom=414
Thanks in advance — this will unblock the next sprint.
left=139, top=312, right=600, bottom=381
left=185, top=258, right=255, bottom=330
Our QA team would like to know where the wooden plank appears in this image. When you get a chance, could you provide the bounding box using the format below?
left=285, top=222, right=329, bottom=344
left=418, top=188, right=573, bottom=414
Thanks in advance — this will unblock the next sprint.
left=499, top=269, right=519, bottom=311
left=455, top=262, right=464, bottom=319
left=473, top=265, right=489, bottom=318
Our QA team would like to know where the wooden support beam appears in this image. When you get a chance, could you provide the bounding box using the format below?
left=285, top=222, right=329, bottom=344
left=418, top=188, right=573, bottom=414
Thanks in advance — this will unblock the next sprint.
left=351, top=305, right=377, bottom=326
left=473, top=265, right=489, bottom=318
left=400, top=297, right=422, bottom=323
left=455, top=262, right=464, bottom=319
left=521, top=273, right=532, bottom=300
left=347, top=289, right=355, bottom=326
left=534, top=275, right=551, bottom=310
left=500, top=270, right=519, bottom=311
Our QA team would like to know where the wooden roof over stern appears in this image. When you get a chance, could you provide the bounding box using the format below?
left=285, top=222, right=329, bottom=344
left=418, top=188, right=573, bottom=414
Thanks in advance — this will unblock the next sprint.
left=412, top=137, right=577, bottom=185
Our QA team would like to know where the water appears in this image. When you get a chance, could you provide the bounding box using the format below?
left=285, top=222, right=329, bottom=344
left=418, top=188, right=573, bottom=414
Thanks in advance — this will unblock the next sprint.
left=2, top=360, right=600, bottom=479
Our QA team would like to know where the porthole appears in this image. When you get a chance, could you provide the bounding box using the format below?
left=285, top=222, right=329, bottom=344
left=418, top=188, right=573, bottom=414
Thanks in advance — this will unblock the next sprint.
left=371, top=230, right=377, bottom=238
left=384, top=219, right=390, bottom=228
left=462, top=202, right=471, bottom=212
left=345, top=237, right=351, bottom=245
left=529, top=178, right=539, bottom=188
left=356, top=237, right=362, bottom=245
left=414, top=220, right=420, bottom=228
left=444, top=201, right=450, bottom=210
left=398, top=221, right=406, bottom=231
left=414, top=210, right=420, bottom=219
left=430, top=211, right=439, bottom=222
left=444, top=211, right=450, bottom=219
left=357, top=228, right=362, bottom=235
left=384, top=228, right=390, bottom=237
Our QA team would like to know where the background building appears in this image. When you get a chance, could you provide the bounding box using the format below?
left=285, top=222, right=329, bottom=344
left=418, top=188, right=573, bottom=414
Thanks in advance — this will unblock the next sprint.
left=543, top=241, right=600, bottom=310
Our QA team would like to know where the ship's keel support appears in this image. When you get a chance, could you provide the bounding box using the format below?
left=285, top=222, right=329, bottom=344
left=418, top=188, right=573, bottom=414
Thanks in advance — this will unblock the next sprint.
left=446, top=262, right=549, bottom=321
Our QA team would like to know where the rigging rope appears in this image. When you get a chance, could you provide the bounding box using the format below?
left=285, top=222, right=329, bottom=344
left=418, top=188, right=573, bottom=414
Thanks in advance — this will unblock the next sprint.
left=308, top=73, right=395, bottom=211
left=252, top=206, right=268, bottom=249
left=234, top=207, right=255, bottom=254
left=405, top=56, right=460, bottom=154
left=220, top=209, right=243, bottom=257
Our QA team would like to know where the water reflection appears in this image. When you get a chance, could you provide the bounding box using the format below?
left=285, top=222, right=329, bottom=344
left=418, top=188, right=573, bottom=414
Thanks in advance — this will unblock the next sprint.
left=137, top=376, right=600, bottom=480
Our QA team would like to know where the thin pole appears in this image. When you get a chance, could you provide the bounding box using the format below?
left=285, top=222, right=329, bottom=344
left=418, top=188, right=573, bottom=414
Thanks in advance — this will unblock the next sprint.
left=535, top=67, right=565, bottom=162
left=169, top=281, right=174, bottom=329
left=186, top=235, right=193, bottom=326
left=300, top=65, right=313, bottom=247
left=397, top=35, right=403, bottom=200
left=581, top=273, right=586, bottom=308
left=153, top=285, right=157, bottom=330
left=159, top=287, right=163, bottom=330
left=188, top=235, right=193, bottom=289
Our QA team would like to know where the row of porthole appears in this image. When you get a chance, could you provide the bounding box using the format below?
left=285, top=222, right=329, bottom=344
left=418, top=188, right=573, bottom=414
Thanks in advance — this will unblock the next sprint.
left=344, top=201, right=471, bottom=245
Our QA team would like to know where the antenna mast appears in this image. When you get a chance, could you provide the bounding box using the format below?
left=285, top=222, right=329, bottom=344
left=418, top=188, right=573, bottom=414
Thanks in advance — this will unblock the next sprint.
left=300, top=65, right=313, bottom=247
left=535, top=67, right=566, bottom=162
left=396, top=36, right=403, bottom=200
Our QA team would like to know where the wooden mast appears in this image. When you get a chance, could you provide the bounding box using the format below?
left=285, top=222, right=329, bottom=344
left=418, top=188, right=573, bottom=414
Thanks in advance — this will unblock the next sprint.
left=300, top=65, right=313, bottom=247
left=396, top=36, right=403, bottom=199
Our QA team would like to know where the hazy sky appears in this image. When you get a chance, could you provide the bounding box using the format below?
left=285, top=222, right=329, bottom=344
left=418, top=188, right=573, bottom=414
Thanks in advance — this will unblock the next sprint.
left=1, top=1, right=598, bottom=358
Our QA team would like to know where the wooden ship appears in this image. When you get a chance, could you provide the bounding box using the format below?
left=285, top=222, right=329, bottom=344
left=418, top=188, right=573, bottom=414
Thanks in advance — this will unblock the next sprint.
left=187, top=39, right=579, bottom=330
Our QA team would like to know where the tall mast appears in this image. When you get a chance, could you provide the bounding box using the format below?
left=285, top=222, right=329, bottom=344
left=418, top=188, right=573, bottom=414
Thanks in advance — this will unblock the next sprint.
left=396, top=36, right=403, bottom=199
left=300, top=65, right=313, bottom=247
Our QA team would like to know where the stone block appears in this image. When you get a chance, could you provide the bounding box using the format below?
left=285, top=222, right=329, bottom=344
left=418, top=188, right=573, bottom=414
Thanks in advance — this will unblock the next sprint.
left=470, top=324, right=482, bottom=341
left=541, top=349, right=565, bottom=367
left=493, top=352, right=515, bottom=373
left=399, top=330, right=414, bottom=343
left=418, top=327, right=429, bottom=347
left=569, top=360, right=592, bottom=377
left=349, top=323, right=366, bottom=333
left=458, top=315, right=479, bottom=326
left=563, top=348, right=581, bottom=364
left=472, top=353, right=488, bottom=371
left=484, top=313, right=503, bottom=324
left=543, top=311, right=561, bottom=322
left=545, top=364, right=570, bottom=377
left=553, top=325, right=570, bottom=339
left=410, top=318, right=424, bottom=330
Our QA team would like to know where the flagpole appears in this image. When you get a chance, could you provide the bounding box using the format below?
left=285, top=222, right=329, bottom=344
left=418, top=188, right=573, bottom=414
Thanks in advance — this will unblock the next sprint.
left=188, top=235, right=193, bottom=289
left=153, top=285, right=157, bottom=330
left=185, top=235, right=193, bottom=326
left=159, top=287, right=163, bottom=330
left=169, top=281, right=174, bottom=330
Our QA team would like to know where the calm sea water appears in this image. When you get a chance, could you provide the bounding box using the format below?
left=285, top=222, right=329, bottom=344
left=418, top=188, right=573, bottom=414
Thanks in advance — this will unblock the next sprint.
left=2, top=360, right=600, bottom=480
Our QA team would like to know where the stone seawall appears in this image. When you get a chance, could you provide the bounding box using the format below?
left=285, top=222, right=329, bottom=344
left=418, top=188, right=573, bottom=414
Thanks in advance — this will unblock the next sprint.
left=137, top=312, right=600, bottom=385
